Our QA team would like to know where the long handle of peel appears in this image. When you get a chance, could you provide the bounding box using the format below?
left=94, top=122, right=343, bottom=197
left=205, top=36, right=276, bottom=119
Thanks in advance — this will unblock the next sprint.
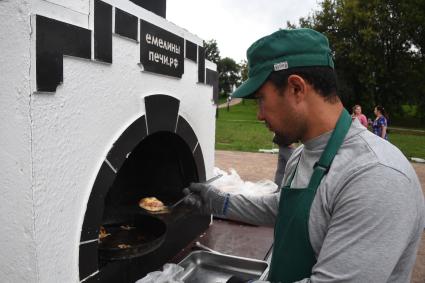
left=170, top=174, right=223, bottom=209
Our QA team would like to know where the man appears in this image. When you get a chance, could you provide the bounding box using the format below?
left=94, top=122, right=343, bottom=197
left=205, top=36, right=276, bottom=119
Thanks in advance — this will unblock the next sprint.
left=185, top=29, right=424, bottom=282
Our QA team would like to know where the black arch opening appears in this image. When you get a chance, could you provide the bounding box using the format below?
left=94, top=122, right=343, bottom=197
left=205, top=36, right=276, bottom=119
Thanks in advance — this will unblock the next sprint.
left=102, top=131, right=199, bottom=222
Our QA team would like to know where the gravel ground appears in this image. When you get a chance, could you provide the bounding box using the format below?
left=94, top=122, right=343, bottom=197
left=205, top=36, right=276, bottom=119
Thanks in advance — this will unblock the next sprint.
left=215, top=150, right=425, bottom=283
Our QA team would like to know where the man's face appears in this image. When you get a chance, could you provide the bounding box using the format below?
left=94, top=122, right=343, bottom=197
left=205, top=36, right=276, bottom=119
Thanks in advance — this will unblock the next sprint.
left=255, top=81, right=303, bottom=144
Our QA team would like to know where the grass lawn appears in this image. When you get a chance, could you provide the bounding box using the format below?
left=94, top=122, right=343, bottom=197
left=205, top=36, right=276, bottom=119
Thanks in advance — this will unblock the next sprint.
left=216, top=100, right=275, bottom=151
left=215, top=100, right=425, bottom=159
left=388, top=130, right=425, bottom=159
left=217, top=95, right=229, bottom=105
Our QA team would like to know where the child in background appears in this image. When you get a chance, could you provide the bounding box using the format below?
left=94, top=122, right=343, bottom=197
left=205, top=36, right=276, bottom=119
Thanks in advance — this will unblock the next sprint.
left=351, top=104, right=368, bottom=128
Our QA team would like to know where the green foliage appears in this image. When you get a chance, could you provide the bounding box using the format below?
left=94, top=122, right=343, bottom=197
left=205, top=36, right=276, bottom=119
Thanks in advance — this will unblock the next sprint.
left=295, top=0, right=425, bottom=124
left=239, top=60, right=248, bottom=82
left=390, top=105, right=425, bottom=129
left=204, top=39, right=243, bottom=97
left=203, top=39, right=220, bottom=64
left=401, top=0, right=425, bottom=54
left=217, top=57, right=241, bottom=96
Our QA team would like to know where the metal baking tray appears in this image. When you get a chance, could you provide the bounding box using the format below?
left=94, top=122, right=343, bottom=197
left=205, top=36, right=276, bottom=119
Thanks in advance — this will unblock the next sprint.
left=177, top=250, right=269, bottom=283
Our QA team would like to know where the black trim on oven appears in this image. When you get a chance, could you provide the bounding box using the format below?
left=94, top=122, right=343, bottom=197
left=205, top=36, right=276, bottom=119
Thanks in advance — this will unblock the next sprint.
left=106, top=116, right=148, bottom=172
left=185, top=40, right=197, bottom=62
left=206, top=68, right=219, bottom=104
left=81, top=161, right=116, bottom=242
left=176, top=116, right=198, bottom=151
left=79, top=241, right=99, bottom=281
left=35, top=15, right=91, bottom=92
left=81, top=272, right=100, bottom=283
left=193, top=144, right=206, bottom=182
left=79, top=95, right=208, bottom=281
left=197, top=46, right=206, bottom=83
left=115, top=8, right=138, bottom=41
left=144, top=95, right=180, bottom=134
left=129, top=0, right=166, bottom=18
left=94, top=0, right=113, bottom=63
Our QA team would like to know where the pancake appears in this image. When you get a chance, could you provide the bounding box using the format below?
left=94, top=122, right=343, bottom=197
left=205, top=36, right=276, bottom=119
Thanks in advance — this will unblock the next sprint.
left=99, top=226, right=110, bottom=240
left=138, top=197, right=165, bottom=212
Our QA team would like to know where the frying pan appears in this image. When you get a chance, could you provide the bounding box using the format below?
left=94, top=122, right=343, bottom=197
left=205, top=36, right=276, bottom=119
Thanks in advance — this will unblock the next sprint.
left=98, top=214, right=166, bottom=260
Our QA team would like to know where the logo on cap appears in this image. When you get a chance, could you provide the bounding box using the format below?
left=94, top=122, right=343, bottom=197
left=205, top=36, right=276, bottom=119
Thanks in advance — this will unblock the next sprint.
left=274, top=61, right=288, bottom=71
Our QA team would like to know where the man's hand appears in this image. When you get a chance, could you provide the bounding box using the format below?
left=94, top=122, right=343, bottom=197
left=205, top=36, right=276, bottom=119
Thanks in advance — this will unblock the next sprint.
left=183, top=182, right=229, bottom=216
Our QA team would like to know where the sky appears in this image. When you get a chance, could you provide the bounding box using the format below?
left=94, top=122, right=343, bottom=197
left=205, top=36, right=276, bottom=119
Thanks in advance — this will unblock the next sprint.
left=167, top=0, right=320, bottom=63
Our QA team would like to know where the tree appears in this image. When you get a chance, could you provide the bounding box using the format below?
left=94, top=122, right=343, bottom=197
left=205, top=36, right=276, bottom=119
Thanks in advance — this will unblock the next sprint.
left=204, top=39, right=243, bottom=97
left=296, top=0, right=425, bottom=120
left=203, top=39, right=220, bottom=64
left=217, top=57, right=241, bottom=96
left=400, top=0, right=425, bottom=120
left=239, top=60, right=248, bottom=82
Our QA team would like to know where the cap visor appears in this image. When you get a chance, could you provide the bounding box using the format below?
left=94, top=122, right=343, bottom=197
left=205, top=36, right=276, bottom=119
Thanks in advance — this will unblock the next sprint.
left=232, top=71, right=271, bottom=99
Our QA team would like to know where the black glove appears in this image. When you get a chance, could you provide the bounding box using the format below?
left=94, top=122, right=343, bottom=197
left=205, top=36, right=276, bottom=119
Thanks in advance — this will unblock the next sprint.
left=183, top=182, right=229, bottom=216
left=226, top=275, right=256, bottom=283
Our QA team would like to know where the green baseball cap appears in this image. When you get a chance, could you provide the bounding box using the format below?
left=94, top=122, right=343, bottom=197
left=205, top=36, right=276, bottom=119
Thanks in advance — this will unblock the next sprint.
left=232, top=28, right=334, bottom=99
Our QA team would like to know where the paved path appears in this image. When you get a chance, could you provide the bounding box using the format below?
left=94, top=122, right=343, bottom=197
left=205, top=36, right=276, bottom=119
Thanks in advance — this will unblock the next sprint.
left=215, top=150, right=425, bottom=283
left=218, top=98, right=242, bottom=109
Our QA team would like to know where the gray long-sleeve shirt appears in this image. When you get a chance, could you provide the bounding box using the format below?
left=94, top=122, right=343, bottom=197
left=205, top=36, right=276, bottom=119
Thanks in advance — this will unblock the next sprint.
left=224, top=119, right=425, bottom=282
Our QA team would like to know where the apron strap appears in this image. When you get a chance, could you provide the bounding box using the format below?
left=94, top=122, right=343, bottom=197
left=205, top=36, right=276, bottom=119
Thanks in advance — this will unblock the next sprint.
left=307, top=109, right=352, bottom=190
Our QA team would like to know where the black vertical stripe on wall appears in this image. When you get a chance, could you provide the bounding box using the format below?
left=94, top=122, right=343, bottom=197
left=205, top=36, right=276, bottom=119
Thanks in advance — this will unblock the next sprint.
left=94, top=0, right=112, bottom=63
left=206, top=69, right=219, bottom=104
left=36, top=15, right=91, bottom=92
left=129, top=0, right=166, bottom=18
left=185, top=40, right=197, bottom=62
left=115, top=8, right=138, bottom=41
left=198, top=46, right=205, bottom=83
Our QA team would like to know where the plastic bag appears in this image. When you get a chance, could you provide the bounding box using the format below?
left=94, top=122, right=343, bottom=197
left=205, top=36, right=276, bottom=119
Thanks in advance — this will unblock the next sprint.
left=212, top=167, right=278, bottom=196
left=135, top=263, right=184, bottom=283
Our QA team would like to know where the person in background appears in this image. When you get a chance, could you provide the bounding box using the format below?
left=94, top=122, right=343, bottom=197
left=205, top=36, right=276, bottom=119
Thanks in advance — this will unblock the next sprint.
left=351, top=104, right=368, bottom=128
left=372, top=105, right=388, bottom=139
left=273, top=134, right=295, bottom=187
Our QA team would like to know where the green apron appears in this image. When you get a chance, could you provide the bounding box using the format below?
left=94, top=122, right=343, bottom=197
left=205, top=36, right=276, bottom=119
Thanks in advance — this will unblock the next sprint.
left=268, top=109, right=352, bottom=283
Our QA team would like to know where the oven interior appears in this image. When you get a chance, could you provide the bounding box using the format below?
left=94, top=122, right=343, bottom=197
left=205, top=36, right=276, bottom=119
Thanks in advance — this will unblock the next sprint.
left=96, top=131, right=210, bottom=282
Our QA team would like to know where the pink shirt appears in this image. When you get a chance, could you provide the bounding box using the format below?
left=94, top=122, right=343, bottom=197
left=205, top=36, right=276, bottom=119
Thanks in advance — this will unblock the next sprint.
left=353, top=114, right=368, bottom=127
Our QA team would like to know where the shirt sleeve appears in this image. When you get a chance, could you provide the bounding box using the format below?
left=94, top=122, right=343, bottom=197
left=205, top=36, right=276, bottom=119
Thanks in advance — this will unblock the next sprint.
left=225, top=192, right=280, bottom=227
left=360, top=115, right=368, bottom=127
left=295, top=165, right=422, bottom=282
left=223, top=149, right=303, bottom=227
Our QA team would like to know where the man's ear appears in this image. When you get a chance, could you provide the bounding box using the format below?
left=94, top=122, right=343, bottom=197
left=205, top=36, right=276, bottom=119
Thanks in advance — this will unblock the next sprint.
left=287, top=75, right=307, bottom=103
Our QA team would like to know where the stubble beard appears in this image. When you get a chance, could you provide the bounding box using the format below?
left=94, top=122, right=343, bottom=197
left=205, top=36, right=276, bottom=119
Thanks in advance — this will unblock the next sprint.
left=273, top=130, right=297, bottom=145
left=273, top=113, right=305, bottom=145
